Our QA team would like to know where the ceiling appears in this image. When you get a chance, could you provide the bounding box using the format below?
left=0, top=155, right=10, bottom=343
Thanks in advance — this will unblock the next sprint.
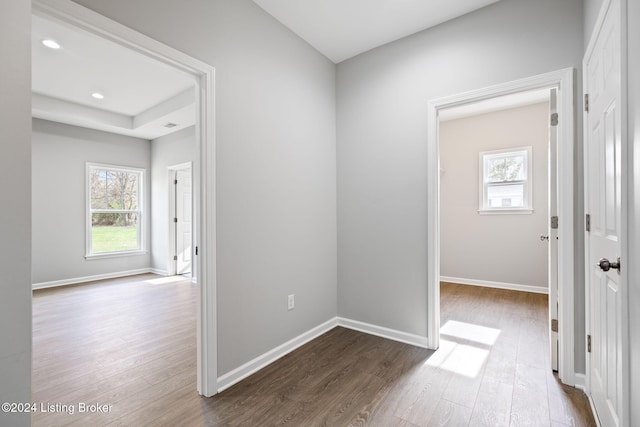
left=252, top=0, right=501, bottom=63
left=32, top=1, right=503, bottom=139
left=32, top=15, right=195, bottom=140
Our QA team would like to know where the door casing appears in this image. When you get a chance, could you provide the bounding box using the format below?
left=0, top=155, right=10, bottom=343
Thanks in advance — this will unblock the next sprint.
left=32, top=0, right=219, bottom=397
left=426, top=68, right=576, bottom=385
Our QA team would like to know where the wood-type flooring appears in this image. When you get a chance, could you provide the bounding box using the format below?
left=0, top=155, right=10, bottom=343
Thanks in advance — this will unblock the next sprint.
left=32, top=275, right=596, bottom=426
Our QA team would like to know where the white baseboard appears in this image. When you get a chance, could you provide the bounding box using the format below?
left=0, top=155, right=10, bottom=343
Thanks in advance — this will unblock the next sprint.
left=150, top=268, right=169, bottom=276
left=215, top=316, right=436, bottom=393
left=32, top=268, right=154, bottom=290
left=216, top=317, right=339, bottom=392
left=440, top=276, right=548, bottom=295
left=573, top=373, right=586, bottom=391
left=337, top=317, right=430, bottom=349
left=570, top=374, right=601, bottom=426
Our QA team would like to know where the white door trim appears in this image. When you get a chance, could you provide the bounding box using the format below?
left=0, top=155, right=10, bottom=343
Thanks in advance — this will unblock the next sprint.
left=32, top=0, right=218, bottom=397
left=583, top=0, right=630, bottom=424
left=426, top=68, right=576, bottom=385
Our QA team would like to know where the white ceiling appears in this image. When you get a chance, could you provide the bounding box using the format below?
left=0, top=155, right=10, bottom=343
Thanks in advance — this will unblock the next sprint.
left=252, top=0, right=501, bottom=63
left=32, top=15, right=195, bottom=139
left=32, top=1, right=504, bottom=138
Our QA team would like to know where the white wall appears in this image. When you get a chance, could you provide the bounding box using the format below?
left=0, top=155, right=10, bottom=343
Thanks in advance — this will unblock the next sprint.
left=32, top=119, right=152, bottom=285
left=150, top=126, right=196, bottom=275
left=337, top=0, right=584, bottom=356
left=0, top=1, right=31, bottom=425
left=73, top=0, right=338, bottom=375
left=440, top=102, right=549, bottom=290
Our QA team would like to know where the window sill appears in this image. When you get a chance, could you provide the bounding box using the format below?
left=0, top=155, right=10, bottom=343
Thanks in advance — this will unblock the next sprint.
left=85, top=250, right=148, bottom=260
left=478, top=209, right=534, bottom=215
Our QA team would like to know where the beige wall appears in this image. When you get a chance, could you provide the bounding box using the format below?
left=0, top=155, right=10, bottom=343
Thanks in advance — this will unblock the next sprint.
left=440, top=102, right=550, bottom=290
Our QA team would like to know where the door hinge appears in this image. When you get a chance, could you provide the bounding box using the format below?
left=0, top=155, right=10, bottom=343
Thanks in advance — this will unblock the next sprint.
left=550, top=112, right=559, bottom=126
left=173, top=255, right=178, bottom=261
left=584, top=93, right=589, bottom=112
left=551, top=319, right=558, bottom=332
left=587, top=335, right=592, bottom=353
left=195, top=246, right=198, bottom=256
left=174, top=179, right=178, bottom=185
left=173, top=217, right=178, bottom=223
left=551, top=216, right=559, bottom=229
left=586, top=213, right=591, bottom=232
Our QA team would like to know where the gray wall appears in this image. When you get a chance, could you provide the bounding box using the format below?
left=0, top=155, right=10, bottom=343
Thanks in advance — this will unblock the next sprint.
left=440, top=103, right=549, bottom=290
left=73, top=0, right=338, bottom=375
left=336, top=0, right=584, bottom=346
left=32, top=119, right=152, bottom=285
left=0, top=1, right=31, bottom=425
left=584, top=0, right=604, bottom=44
left=150, top=126, right=196, bottom=275
left=624, top=0, right=639, bottom=424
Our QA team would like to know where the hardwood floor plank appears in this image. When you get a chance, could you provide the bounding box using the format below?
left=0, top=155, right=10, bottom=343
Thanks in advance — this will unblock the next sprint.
left=509, top=363, right=551, bottom=426
left=33, top=277, right=596, bottom=426
left=468, top=378, right=514, bottom=427
left=427, top=399, right=473, bottom=427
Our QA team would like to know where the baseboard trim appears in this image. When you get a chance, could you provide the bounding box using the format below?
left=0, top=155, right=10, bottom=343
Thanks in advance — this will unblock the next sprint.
left=573, top=373, right=586, bottom=391
left=32, top=268, right=154, bottom=290
left=440, top=276, right=548, bottom=295
left=337, top=317, right=430, bottom=349
left=571, top=374, right=601, bottom=426
left=150, top=268, right=169, bottom=276
left=216, top=317, right=339, bottom=393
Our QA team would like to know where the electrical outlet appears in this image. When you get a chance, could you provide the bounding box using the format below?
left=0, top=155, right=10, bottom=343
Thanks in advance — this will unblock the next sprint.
left=287, top=294, right=295, bottom=311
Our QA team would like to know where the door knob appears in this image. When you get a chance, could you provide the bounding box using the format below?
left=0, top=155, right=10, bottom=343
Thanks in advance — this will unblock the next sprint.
left=540, top=234, right=549, bottom=241
left=597, top=257, right=621, bottom=272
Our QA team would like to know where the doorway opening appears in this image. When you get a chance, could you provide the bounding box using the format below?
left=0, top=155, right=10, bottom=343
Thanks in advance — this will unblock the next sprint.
left=426, top=68, right=576, bottom=386
left=32, top=0, right=217, bottom=396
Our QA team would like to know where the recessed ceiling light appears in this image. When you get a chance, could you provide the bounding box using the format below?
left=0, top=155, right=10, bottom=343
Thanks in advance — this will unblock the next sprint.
left=42, top=39, right=61, bottom=49
left=91, top=93, right=105, bottom=100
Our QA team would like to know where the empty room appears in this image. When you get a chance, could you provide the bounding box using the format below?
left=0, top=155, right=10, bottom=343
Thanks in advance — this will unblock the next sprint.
left=1, top=0, right=639, bottom=426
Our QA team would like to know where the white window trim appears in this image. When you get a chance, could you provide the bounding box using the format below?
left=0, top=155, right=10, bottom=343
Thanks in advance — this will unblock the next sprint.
left=85, top=162, right=146, bottom=259
left=478, top=146, right=533, bottom=214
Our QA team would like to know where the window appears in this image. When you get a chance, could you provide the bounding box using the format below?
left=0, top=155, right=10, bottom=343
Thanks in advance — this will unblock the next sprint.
left=479, top=147, right=532, bottom=213
left=86, top=163, right=144, bottom=257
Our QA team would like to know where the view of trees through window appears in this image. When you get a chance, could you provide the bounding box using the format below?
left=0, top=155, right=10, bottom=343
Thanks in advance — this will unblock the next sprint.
left=88, top=166, right=142, bottom=254
left=486, top=155, right=524, bottom=182
left=480, top=148, right=531, bottom=211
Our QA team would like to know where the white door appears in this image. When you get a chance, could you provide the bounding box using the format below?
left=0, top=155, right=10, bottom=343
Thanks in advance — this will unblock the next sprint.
left=175, top=168, right=192, bottom=275
left=548, top=88, right=559, bottom=372
left=584, top=0, right=623, bottom=425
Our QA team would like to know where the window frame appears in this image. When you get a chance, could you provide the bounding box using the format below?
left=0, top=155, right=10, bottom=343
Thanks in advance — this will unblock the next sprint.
left=478, top=146, right=533, bottom=214
left=85, top=162, right=146, bottom=259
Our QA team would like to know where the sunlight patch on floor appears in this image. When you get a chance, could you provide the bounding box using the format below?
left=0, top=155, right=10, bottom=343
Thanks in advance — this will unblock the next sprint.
left=145, top=276, right=190, bottom=285
left=425, top=320, right=501, bottom=378
left=425, top=338, right=489, bottom=378
left=440, top=320, right=501, bottom=346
